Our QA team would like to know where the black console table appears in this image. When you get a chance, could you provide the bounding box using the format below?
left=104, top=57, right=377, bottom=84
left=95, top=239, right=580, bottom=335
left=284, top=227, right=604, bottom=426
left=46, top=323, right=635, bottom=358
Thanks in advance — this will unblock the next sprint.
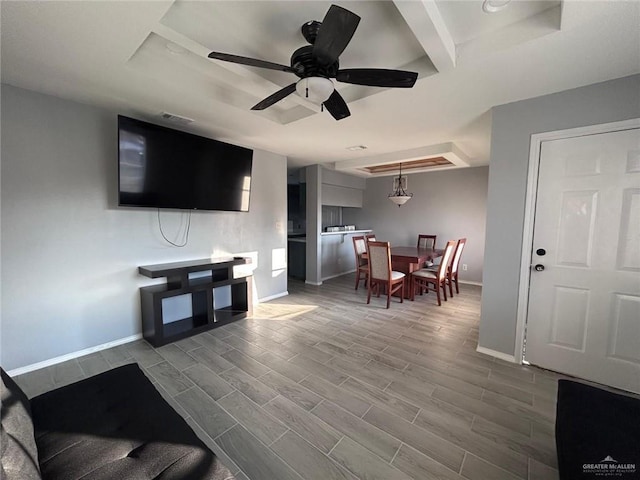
left=138, top=258, right=253, bottom=347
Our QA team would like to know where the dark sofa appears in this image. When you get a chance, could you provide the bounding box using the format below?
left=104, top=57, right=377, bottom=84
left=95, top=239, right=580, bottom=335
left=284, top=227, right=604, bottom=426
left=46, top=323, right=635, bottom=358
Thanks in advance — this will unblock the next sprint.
left=1, top=363, right=235, bottom=480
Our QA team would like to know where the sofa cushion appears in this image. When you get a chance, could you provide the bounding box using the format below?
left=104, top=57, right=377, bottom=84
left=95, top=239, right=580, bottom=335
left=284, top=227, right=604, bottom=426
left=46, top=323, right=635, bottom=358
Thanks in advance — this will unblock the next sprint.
left=1, top=368, right=42, bottom=480
left=556, top=379, right=640, bottom=480
left=30, top=363, right=234, bottom=480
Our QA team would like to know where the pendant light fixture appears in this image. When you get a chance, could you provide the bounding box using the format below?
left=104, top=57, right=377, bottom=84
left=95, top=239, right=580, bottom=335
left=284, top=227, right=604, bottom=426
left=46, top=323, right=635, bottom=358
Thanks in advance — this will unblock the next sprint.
left=388, top=163, right=413, bottom=207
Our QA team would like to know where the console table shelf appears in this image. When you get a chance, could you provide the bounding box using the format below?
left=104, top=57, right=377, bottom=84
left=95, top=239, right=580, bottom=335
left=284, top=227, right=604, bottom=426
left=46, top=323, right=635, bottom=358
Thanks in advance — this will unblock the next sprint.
left=138, top=257, right=252, bottom=347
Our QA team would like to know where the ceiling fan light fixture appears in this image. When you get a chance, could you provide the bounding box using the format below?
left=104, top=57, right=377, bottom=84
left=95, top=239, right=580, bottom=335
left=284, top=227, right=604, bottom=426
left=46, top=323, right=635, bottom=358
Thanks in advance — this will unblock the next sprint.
left=482, top=0, right=511, bottom=13
left=295, top=77, right=334, bottom=104
left=207, top=5, right=416, bottom=120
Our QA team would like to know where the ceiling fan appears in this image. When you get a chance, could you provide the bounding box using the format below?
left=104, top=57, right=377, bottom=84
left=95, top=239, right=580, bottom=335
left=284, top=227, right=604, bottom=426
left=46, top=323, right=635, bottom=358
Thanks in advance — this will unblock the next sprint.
left=207, top=4, right=418, bottom=120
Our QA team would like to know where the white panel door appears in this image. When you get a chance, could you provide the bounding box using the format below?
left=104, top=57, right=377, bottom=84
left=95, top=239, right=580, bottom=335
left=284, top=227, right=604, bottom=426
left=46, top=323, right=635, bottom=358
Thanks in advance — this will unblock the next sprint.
left=526, top=127, right=640, bottom=394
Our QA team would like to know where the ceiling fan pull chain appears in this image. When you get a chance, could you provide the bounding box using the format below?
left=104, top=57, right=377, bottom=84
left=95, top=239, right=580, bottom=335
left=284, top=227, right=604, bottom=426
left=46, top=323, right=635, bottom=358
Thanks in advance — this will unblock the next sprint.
left=305, top=78, right=309, bottom=98
left=321, top=104, right=324, bottom=112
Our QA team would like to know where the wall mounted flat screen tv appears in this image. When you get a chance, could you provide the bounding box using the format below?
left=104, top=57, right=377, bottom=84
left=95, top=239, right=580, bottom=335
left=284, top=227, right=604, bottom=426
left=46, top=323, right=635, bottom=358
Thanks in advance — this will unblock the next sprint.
left=118, top=115, right=253, bottom=212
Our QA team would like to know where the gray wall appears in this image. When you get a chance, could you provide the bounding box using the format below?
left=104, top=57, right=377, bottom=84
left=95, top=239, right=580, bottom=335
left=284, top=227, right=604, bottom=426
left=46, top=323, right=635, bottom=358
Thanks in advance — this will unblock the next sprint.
left=320, top=232, right=370, bottom=280
left=1, top=84, right=288, bottom=370
left=305, top=165, right=322, bottom=285
left=480, top=74, right=640, bottom=357
left=343, top=166, right=489, bottom=284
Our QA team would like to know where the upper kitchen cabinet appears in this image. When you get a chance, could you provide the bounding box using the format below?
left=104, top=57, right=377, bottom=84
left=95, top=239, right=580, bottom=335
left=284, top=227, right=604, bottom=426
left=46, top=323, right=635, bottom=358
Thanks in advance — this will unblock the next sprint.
left=321, top=168, right=366, bottom=208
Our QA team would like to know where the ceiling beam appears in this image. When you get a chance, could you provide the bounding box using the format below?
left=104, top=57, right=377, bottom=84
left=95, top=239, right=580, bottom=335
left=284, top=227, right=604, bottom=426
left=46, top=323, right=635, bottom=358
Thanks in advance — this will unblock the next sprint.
left=392, top=0, right=456, bottom=72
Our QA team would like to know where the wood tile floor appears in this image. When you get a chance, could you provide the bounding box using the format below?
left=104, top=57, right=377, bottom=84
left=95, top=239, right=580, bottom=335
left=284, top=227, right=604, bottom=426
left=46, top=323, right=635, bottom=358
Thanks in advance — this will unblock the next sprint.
left=15, top=274, right=563, bottom=480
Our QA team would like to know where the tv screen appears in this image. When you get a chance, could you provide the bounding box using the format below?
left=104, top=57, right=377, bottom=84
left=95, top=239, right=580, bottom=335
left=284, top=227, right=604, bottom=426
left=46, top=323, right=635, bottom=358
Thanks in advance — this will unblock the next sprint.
left=118, top=115, right=253, bottom=212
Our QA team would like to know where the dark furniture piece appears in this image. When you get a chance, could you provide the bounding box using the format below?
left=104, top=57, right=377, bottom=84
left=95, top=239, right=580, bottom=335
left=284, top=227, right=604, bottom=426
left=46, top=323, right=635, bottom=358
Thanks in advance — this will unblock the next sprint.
left=139, top=258, right=253, bottom=347
left=556, top=379, right=640, bottom=480
left=287, top=237, right=306, bottom=280
left=1, top=364, right=235, bottom=480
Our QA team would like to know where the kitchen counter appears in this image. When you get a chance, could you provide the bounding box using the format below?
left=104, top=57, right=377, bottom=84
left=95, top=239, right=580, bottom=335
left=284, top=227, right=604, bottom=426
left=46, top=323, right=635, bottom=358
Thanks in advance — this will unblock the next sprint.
left=320, top=229, right=372, bottom=236
left=320, top=229, right=371, bottom=280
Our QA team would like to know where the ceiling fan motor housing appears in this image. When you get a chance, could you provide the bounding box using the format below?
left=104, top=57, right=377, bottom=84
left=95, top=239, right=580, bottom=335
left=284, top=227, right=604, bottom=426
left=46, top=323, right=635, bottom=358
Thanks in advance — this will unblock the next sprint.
left=291, top=45, right=338, bottom=79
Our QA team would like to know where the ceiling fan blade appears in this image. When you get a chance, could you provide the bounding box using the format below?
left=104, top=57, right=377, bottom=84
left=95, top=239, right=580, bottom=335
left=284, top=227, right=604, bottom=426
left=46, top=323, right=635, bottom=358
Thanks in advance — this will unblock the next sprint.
left=323, top=90, right=351, bottom=120
left=208, top=51, right=296, bottom=73
left=313, top=5, right=360, bottom=66
left=251, top=83, right=297, bottom=110
left=336, top=69, right=418, bottom=88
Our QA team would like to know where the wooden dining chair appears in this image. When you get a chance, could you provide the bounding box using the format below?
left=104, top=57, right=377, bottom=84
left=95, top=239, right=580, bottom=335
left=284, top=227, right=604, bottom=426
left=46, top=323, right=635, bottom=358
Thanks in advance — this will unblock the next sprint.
left=366, top=241, right=405, bottom=309
left=365, top=233, right=376, bottom=242
left=352, top=235, right=369, bottom=290
left=448, top=238, right=467, bottom=296
left=417, top=234, right=437, bottom=267
left=411, top=240, right=456, bottom=306
left=417, top=234, right=437, bottom=250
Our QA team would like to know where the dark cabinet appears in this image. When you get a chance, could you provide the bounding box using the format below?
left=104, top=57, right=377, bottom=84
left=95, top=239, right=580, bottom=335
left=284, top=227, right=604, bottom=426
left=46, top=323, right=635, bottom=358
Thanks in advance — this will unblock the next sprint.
left=287, top=240, right=306, bottom=279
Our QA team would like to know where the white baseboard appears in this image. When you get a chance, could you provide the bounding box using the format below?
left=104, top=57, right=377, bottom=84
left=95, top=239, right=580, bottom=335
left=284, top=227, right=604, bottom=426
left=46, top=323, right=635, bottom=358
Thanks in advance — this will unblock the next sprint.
left=322, top=269, right=355, bottom=281
left=305, top=280, right=323, bottom=286
left=476, top=346, right=518, bottom=364
left=459, top=280, right=483, bottom=287
left=258, top=291, right=289, bottom=303
left=7, top=334, right=143, bottom=377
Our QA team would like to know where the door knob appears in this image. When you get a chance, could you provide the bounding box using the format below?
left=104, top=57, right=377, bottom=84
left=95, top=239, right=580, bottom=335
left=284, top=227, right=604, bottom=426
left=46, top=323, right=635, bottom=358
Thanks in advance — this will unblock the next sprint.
left=534, top=264, right=545, bottom=272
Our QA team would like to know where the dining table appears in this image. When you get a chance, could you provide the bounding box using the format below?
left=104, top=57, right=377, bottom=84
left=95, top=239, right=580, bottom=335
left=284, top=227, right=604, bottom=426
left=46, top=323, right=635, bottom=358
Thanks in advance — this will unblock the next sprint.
left=390, top=246, right=443, bottom=299
left=362, top=246, right=444, bottom=299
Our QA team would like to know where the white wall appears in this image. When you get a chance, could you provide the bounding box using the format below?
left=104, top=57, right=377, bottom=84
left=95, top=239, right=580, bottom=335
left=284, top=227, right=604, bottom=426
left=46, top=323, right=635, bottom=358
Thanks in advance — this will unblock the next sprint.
left=343, top=166, right=489, bottom=284
left=0, top=85, right=288, bottom=370
left=480, top=74, right=640, bottom=358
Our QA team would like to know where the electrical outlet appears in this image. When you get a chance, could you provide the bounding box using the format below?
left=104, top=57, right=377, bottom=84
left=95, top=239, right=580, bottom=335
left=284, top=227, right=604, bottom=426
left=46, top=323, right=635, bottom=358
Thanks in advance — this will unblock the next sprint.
left=462, top=264, right=468, bottom=271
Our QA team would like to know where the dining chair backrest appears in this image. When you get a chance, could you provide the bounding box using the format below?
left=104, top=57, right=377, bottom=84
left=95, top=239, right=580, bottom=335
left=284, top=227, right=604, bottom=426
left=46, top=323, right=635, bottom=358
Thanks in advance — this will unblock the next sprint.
left=352, top=235, right=370, bottom=290
left=450, top=238, right=467, bottom=274
left=417, top=234, right=437, bottom=250
left=367, top=241, right=392, bottom=281
left=436, top=240, right=457, bottom=282
left=352, top=235, right=367, bottom=257
left=365, top=233, right=377, bottom=242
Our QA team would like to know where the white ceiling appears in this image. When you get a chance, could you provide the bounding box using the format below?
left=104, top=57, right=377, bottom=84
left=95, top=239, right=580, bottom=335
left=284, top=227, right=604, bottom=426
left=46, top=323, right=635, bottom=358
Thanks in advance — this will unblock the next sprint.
left=1, top=1, right=639, bottom=175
